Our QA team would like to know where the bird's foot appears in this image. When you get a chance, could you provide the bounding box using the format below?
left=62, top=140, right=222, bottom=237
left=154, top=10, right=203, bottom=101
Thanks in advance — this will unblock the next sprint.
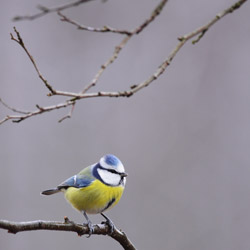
left=101, top=213, right=115, bottom=234
left=82, top=211, right=94, bottom=238
left=84, top=221, right=94, bottom=238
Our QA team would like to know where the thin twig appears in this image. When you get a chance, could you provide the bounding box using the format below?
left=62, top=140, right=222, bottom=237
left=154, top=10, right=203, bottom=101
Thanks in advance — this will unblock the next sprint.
left=13, top=0, right=96, bottom=21
left=81, top=0, right=169, bottom=94
left=10, top=27, right=56, bottom=95
left=133, top=0, right=167, bottom=34
left=81, top=35, right=132, bottom=94
left=58, top=12, right=132, bottom=35
left=0, top=218, right=136, bottom=250
left=58, top=102, right=76, bottom=123
left=0, top=98, right=30, bottom=114
left=120, top=0, right=249, bottom=96
left=80, top=0, right=249, bottom=97
left=1, top=0, right=247, bottom=125
left=0, top=101, right=74, bottom=125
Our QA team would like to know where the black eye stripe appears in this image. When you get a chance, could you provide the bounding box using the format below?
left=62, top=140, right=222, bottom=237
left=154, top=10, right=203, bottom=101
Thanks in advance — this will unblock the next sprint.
left=108, top=169, right=119, bottom=174
left=98, top=165, right=122, bottom=175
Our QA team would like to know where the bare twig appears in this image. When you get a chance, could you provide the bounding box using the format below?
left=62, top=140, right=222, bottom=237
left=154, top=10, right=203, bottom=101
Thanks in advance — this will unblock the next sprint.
left=13, top=0, right=96, bottom=21
left=119, top=0, right=248, bottom=95
left=58, top=12, right=132, bottom=35
left=58, top=102, right=76, bottom=123
left=58, top=0, right=168, bottom=37
left=133, top=0, right=167, bottom=34
left=0, top=98, right=30, bottom=114
left=81, top=35, right=132, bottom=95
left=1, top=0, right=247, bottom=125
left=0, top=101, right=74, bottom=125
left=0, top=218, right=136, bottom=250
left=82, top=0, right=249, bottom=97
left=81, top=0, right=169, bottom=94
left=10, top=27, right=56, bottom=95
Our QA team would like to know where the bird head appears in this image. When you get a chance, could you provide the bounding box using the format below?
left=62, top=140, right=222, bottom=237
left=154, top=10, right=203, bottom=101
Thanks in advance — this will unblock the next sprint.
left=94, top=154, right=128, bottom=186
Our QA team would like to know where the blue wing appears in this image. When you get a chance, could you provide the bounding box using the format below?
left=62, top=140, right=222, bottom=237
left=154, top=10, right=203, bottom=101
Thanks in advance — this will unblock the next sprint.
left=57, top=174, right=93, bottom=189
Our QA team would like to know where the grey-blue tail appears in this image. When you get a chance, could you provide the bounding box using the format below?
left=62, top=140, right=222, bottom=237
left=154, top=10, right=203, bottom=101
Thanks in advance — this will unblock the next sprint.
left=41, top=188, right=60, bottom=195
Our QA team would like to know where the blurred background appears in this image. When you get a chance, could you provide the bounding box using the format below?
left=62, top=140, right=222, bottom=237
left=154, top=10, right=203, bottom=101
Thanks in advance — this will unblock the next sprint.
left=1, top=0, right=250, bottom=249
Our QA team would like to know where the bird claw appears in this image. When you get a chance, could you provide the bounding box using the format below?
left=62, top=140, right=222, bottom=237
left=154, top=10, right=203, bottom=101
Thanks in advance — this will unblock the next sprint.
left=82, top=211, right=95, bottom=238
left=84, top=222, right=94, bottom=238
left=101, top=216, right=115, bottom=234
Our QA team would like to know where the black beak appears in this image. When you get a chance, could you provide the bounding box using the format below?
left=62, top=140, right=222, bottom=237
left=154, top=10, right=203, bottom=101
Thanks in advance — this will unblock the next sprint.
left=121, top=172, right=128, bottom=178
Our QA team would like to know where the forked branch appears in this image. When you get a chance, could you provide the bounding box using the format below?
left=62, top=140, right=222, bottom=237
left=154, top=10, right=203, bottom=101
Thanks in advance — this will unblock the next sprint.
left=0, top=0, right=247, bottom=125
left=13, top=0, right=96, bottom=21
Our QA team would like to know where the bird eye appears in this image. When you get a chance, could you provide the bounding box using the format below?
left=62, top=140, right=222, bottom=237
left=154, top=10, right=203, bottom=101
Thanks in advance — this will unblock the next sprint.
left=107, top=169, right=126, bottom=177
left=107, top=169, right=117, bottom=174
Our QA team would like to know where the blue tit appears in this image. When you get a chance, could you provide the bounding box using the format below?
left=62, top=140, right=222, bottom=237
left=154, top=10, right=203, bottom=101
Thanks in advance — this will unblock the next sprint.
left=41, top=154, right=127, bottom=237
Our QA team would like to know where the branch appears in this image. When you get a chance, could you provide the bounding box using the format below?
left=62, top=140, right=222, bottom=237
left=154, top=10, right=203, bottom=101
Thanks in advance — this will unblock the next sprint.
left=10, top=27, right=56, bottom=95
left=80, top=0, right=168, bottom=94
left=1, top=0, right=247, bottom=125
left=1, top=1, right=168, bottom=124
left=0, top=101, right=74, bottom=125
left=0, top=98, right=30, bottom=114
left=13, top=0, right=96, bottom=21
left=58, top=12, right=132, bottom=35
left=58, top=0, right=168, bottom=36
left=0, top=218, right=136, bottom=250
left=118, top=0, right=249, bottom=95
left=58, top=102, right=76, bottom=123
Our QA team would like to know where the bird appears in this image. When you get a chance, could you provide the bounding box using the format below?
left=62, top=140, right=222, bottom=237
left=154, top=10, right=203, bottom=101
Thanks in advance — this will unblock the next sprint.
left=41, top=154, right=127, bottom=237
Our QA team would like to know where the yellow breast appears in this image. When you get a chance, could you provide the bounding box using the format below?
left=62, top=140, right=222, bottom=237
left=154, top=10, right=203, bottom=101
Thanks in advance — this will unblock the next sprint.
left=63, top=179, right=124, bottom=214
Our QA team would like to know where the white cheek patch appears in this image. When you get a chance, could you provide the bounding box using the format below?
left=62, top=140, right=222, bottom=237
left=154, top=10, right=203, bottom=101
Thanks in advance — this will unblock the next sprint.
left=97, top=168, right=121, bottom=186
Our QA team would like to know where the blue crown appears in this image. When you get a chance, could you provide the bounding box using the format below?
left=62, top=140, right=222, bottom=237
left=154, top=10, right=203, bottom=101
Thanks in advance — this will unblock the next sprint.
left=104, top=154, right=120, bottom=166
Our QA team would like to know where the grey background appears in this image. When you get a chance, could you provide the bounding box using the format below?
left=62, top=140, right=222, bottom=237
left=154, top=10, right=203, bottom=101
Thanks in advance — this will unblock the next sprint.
left=1, top=0, right=250, bottom=249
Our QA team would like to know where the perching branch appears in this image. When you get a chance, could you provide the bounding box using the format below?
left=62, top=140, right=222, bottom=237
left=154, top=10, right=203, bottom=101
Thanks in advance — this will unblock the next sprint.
left=0, top=0, right=247, bottom=125
left=12, top=0, right=96, bottom=21
left=0, top=218, right=136, bottom=250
